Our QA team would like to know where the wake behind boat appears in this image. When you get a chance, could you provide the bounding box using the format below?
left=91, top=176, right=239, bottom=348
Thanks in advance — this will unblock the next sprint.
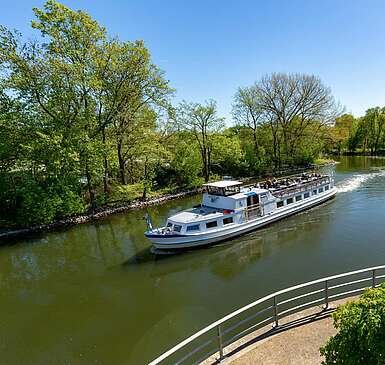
left=145, top=173, right=336, bottom=250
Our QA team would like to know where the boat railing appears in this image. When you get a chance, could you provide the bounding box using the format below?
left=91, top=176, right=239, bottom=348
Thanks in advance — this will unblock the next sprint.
left=148, top=265, right=385, bottom=365
left=244, top=204, right=262, bottom=221
left=272, top=177, right=331, bottom=198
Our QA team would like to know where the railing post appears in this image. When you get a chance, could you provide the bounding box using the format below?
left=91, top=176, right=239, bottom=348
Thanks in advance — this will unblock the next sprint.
left=372, top=269, right=376, bottom=288
left=324, top=280, right=329, bottom=310
left=217, top=325, right=224, bottom=361
left=273, top=295, right=279, bottom=328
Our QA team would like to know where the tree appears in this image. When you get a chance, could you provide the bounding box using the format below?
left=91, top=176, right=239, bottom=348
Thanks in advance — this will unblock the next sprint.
left=320, top=284, right=385, bottom=365
left=329, top=114, right=355, bottom=154
left=232, top=86, right=264, bottom=154
left=361, top=107, right=385, bottom=154
left=168, top=133, right=203, bottom=187
left=243, top=73, right=341, bottom=166
left=176, top=100, right=224, bottom=182
left=210, top=131, right=245, bottom=177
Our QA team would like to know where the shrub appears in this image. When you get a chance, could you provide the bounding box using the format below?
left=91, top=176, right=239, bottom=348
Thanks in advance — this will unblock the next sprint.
left=320, top=283, right=385, bottom=364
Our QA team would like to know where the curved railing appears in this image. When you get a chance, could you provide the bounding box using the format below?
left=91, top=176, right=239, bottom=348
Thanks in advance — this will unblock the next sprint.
left=149, top=265, right=385, bottom=365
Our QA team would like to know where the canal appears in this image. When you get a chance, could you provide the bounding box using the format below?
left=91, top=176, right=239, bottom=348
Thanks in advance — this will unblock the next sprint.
left=2, top=156, right=385, bottom=364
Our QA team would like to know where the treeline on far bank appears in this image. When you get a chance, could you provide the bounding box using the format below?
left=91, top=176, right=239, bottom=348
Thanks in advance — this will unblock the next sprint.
left=0, top=1, right=371, bottom=229
left=326, top=109, right=385, bottom=155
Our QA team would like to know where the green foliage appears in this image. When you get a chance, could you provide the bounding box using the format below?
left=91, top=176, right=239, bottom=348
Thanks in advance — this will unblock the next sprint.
left=0, top=1, right=353, bottom=229
left=109, top=183, right=144, bottom=202
left=328, top=109, right=385, bottom=155
left=0, top=1, right=172, bottom=226
left=20, top=184, right=84, bottom=225
left=320, top=284, right=385, bottom=365
left=176, top=100, right=224, bottom=182
left=211, top=132, right=245, bottom=176
left=0, top=173, right=85, bottom=226
left=170, top=138, right=203, bottom=187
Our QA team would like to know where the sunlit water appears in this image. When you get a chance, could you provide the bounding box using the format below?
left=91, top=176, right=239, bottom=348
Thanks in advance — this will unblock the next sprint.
left=1, top=156, right=385, bottom=364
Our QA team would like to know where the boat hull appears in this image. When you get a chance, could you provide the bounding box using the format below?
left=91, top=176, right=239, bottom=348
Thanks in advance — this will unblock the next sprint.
left=146, top=187, right=337, bottom=250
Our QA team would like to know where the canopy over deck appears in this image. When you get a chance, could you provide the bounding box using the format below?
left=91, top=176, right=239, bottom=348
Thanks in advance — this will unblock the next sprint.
left=203, top=180, right=243, bottom=188
left=203, top=180, right=243, bottom=196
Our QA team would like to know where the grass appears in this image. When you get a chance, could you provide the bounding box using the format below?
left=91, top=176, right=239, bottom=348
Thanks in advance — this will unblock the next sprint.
left=313, top=157, right=336, bottom=165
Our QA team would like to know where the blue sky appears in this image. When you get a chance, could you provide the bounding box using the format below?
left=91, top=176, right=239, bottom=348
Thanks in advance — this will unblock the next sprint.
left=1, top=0, right=385, bottom=122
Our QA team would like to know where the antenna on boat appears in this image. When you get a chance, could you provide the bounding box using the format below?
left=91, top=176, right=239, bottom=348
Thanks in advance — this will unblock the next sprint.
left=144, top=213, right=153, bottom=231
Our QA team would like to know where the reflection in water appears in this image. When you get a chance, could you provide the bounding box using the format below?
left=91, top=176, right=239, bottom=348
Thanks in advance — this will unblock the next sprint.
left=1, top=157, right=385, bottom=364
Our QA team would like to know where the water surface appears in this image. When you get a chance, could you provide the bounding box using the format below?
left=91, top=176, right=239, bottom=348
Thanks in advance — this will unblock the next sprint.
left=2, top=156, right=385, bottom=364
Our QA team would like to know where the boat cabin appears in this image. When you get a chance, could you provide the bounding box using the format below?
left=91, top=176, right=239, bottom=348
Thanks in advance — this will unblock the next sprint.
left=203, top=180, right=243, bottom=196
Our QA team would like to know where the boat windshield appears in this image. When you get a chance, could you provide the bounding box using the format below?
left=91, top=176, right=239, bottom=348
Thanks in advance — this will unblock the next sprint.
left=204, top=181, right=243, bottom=196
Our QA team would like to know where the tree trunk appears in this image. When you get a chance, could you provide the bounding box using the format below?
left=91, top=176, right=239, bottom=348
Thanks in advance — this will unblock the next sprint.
left=282, top=127, right=290, bottom=165
left=253, top=129, right=259, bottom=157
left=142, top=157, right=148, bottom=200
left=117, top=140, right=126, bottom=185
left=102, top=128, right=109, bottom=199
left=207, top=146, right=211, bottom=180
left=85, top=163, right=96, bottom=210
left=202, top=147, right=209, bottom=182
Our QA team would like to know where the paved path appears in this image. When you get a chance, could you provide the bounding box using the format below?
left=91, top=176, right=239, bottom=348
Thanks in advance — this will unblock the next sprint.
left=202, top=298, right=354, bottom=365
left=228, top=309, right=336, bottom=365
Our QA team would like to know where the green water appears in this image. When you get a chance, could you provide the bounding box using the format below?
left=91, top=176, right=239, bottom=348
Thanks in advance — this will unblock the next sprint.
left=2, top=156, right=385, bottom=364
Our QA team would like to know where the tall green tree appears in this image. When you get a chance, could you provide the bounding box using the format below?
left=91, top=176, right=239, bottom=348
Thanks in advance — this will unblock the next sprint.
left=232, top=86, right=264, bottom=155
left=176, top=100, right=224, bottom=182
left=361, top=107, right=385, bottom=154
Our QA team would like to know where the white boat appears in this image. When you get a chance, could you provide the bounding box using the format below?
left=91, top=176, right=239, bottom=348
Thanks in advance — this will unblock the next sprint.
left=145, top=173, right=336, bottom=250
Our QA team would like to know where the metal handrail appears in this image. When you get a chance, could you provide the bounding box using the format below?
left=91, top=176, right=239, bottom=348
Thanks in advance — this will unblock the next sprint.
left=272, top=177, right=331, bottom=198
left=148, top=265, right=385, bottom=365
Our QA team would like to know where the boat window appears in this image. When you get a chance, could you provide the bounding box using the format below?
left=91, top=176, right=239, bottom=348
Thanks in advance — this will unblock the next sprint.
left=313, top=190, right=318, bottom=195
left=173, top=224, right=182, bottom=232
left=318, top=187, right=323, bottom=193
left=295, top=195, right=302, bottom=201
left=287, top=197, right=294, bottom=204
left=186, top=224, right=200, bottom=232
left=223, top=217, right=233, bottom=225
left=304, top=192, right=310, bottom=198
left=277, top=201, right=284, bottom=208
left=325, top=185, right=329, bottom=191
left=166, top=222, right=172, bottom=228
left=206, top=221, right=218, bottom=229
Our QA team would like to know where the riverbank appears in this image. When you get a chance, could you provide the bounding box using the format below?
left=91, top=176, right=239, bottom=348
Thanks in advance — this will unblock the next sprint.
left=0, top=188, right=202, bottom=241
left=0, top=161, right=336, bottom=241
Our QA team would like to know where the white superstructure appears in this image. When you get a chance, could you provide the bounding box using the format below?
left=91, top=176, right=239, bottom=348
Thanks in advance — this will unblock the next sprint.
left=145, top=173, right=336, bottom=250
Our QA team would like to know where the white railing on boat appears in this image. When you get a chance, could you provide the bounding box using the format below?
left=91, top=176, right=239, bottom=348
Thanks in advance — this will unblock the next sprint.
left=148, top=265, right=385, bottom=365
left=273, top=177, right=331, bottom=198
left=243, top=204, right=262, bottom=221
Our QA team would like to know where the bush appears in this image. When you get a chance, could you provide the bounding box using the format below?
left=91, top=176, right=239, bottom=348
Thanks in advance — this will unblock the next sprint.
left=109, top=183, right=144, bottom=202
left=320, top=284, right=385, bottom=364
left=0, top=173, right=85, bottom=226
left=17, top=180, right=85, bottom=225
